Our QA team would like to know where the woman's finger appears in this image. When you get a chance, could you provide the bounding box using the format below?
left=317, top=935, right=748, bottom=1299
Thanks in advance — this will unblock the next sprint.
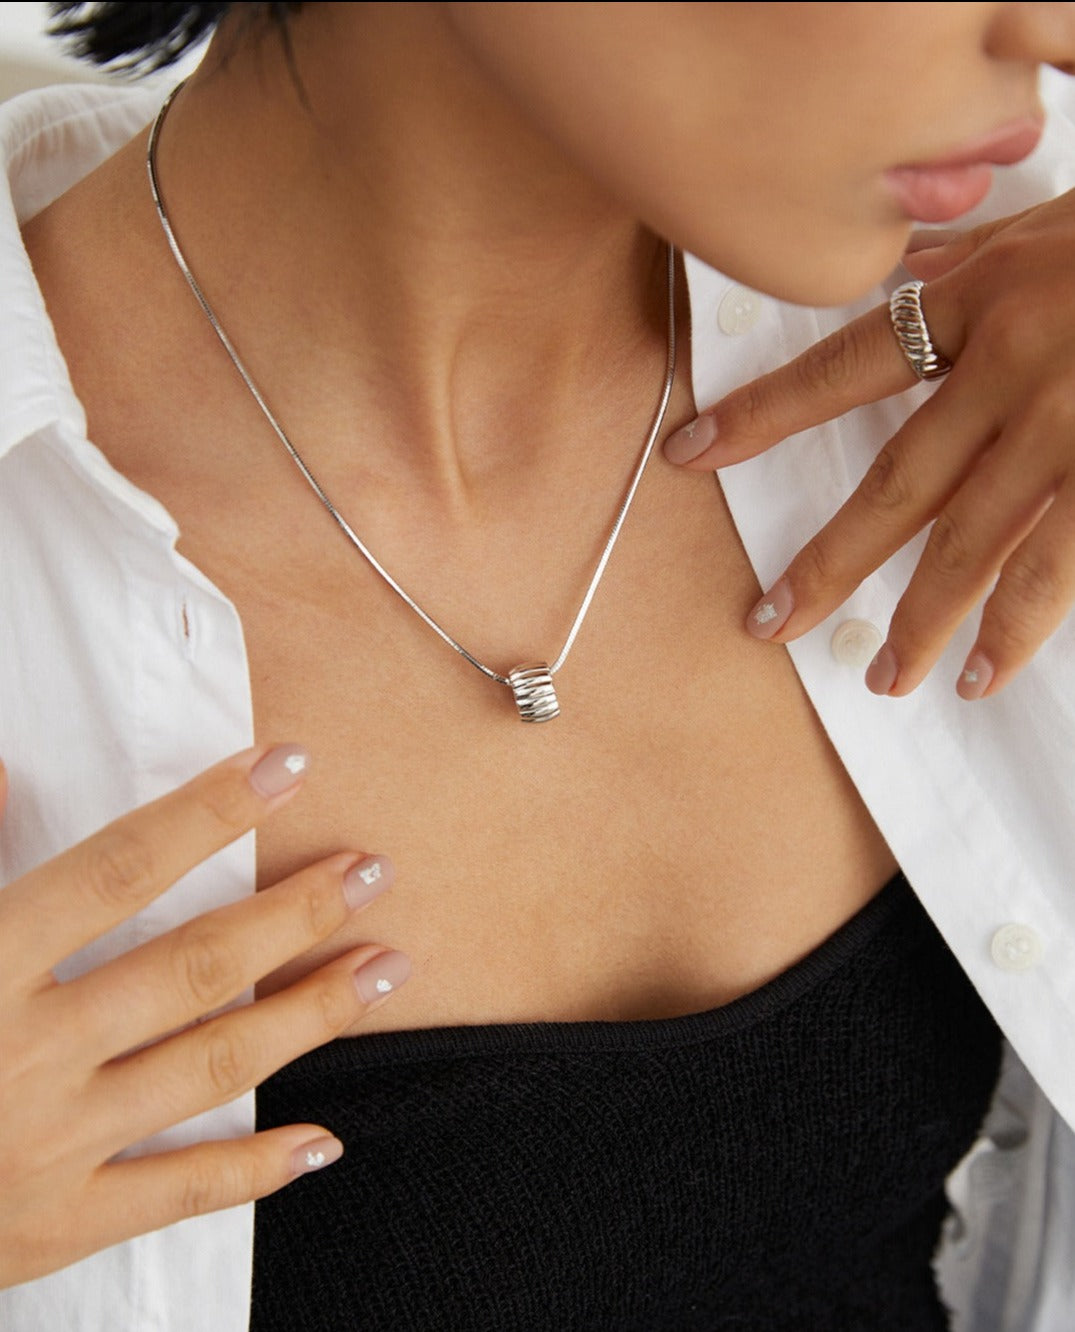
left=8, top=1125, right=344, bottom=1287
left=0, top=743, right=310, bottom=987
left=100, top=1126, right=346, bottom=1248
left=94, top=946, right=411, bottom=1153
left=862, top=425, right=1059, bottom=696
left=903, top=228, right=965, bottom=256
left=741, top=358, right=1001, bottom=644
left=902, top=207, right=1036, bottom=279
left=958, top=474, right=1075, bottom=699
left=663, top=299, right=944, bottom=470
left=49, top=849, right=394, bottom=1060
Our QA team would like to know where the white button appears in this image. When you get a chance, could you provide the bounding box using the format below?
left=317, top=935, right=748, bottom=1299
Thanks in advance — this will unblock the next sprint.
left=989, top=924, right=1043, bottom=973
left=829, top=619, right=884, bottom=668
left=717, top=285, right=764, bottom=336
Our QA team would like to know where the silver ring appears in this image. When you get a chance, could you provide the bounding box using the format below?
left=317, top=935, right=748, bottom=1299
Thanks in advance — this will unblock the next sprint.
left=889, top=280, right=953, bottom=381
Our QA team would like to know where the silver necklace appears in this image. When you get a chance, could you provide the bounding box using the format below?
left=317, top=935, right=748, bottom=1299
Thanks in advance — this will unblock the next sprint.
left=146, top=84, right=677, bottom=722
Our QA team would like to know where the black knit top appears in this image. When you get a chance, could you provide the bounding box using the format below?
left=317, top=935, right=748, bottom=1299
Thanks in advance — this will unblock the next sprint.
left=252, top=874, right=1001, bottom=1330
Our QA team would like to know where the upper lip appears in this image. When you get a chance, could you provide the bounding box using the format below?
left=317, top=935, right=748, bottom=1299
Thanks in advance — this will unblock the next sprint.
left=896, top=116, right=1045, bottom=171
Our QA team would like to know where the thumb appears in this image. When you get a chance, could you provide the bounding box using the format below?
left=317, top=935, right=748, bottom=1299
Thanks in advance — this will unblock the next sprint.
left=902, top=208, right=1032, bottom=280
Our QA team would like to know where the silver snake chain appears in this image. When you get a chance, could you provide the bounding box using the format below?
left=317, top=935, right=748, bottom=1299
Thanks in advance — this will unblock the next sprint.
left=146, top=83, right=678, bottom=721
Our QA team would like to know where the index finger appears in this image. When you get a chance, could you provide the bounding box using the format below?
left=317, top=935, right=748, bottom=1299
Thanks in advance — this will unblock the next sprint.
left=0, top=744, right=309, bottom=987
left=663, top=295, right=951, bottom=470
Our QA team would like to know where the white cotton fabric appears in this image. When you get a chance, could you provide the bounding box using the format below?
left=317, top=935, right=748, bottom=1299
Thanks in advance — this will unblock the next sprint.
left=1, top=72, right=1074, bottom=1330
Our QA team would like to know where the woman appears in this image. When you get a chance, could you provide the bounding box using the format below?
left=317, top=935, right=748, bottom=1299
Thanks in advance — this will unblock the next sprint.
left=1, top=3, right=1074, bottom=1328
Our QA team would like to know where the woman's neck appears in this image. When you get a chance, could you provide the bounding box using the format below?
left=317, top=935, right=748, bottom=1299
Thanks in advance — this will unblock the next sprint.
left=150, top=2, right=671, bottom=503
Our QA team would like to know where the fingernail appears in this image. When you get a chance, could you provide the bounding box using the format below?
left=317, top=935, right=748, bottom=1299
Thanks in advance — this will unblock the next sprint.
left=663, top=413, right=716, bottom=464
left=354, top=950, right=411, bottom=1004
left=746, top=578, right=793, bottom=640
left=865, top=642, right=899, bottom=695
left=249, top=744, right=310, bottom=798
left=957, top=650, right=994, bottom=701
left=343, top=855, right=395, bottom=909
left=291, top=1135, right=343, bottom=1176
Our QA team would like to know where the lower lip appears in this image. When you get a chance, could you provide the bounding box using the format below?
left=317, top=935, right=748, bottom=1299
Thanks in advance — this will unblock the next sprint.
left=882, top=162, right=995, bottom=223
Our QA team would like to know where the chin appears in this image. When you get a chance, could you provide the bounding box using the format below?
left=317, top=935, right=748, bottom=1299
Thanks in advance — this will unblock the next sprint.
left=685, top=220, right=913, bottom=310
left=770, top=255, right=908, bottom=308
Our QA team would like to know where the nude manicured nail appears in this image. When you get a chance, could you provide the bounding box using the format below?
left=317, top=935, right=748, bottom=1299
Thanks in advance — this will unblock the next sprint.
left=957, top=650, right=994, bottom=701
left=865, top=643, right=899, bottom=695
left=291, top=1135, right=343, bottom=1176
left=343, top=856, right=395, bottom=909
left=354, top=950, right=411, bottom=1004
left=663, top=414, right=716, bottom=464
left=249, top=745, right=310, bottom=798
left=746, top=578, right=793, bottom=640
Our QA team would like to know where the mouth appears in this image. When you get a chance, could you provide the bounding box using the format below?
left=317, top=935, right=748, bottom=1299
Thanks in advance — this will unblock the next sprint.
left=883, top=117, right=1044, bottom=223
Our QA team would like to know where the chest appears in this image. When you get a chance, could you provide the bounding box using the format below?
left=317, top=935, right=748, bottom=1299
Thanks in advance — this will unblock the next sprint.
left=187, top=454, right=896, bottom=1033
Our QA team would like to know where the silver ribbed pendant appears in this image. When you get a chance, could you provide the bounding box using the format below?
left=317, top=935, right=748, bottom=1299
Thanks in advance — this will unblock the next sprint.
left=507, top=663, right=560, bottom=723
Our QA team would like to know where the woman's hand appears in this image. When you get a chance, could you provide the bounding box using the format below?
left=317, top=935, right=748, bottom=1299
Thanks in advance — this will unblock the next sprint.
left=0, top=745, right=408, bottom=1287
left=665, top=189, right=1075, bottom=699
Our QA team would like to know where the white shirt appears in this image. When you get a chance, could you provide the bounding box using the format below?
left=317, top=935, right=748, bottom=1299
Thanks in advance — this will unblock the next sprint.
left=1, top=77, right=1074, bottom=1331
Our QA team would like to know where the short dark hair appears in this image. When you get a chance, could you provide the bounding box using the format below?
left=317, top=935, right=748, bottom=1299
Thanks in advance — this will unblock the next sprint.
left=48, top=2, right=302, bottom=73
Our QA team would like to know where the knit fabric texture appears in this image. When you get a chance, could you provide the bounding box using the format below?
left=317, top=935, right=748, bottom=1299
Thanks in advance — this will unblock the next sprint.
left=252, top=874, right=1002, bottom=1331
